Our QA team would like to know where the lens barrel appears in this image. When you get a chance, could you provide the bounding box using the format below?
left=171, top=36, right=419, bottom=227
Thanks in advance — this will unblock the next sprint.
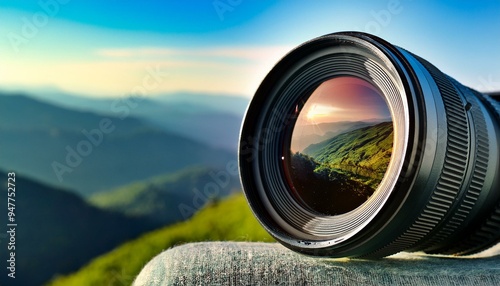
left=239, top=32, right=500, bottom=258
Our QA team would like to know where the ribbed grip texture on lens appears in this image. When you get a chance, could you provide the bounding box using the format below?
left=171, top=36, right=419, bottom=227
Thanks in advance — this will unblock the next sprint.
left=363, top=56, right=470, bottom=258
left=433, top=92, right=500, bottom=255
left=414, top=83, right=490, bottom=253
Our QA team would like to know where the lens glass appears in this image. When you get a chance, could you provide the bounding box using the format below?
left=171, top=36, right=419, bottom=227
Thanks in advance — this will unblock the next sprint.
left=287, top=76, right=393, bottom=215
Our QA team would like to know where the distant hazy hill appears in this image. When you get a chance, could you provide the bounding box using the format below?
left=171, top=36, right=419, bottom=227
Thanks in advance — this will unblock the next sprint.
left=153, top=92, right=249, bottom=117
left=0, top=94, right=234, bottom=196
left=90, top=166, right=242, bottom=225
left=0, top=93, right=150, bottom=133
left=3, top=90, right=249, bottom=151
left=124, top=92, right=249, bottom=151
left=48, top=193, right=273, bottom=286
left=0, top=171, right=158, bottom=286
left=139, top=104, right=243, bottom=151
left=9, top=88, right=249, bottom=117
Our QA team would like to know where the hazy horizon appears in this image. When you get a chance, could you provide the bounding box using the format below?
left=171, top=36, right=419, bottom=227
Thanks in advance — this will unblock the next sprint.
left=0, top=85, right=251, bottom=99
left=1, top=1, right=499, bottom=99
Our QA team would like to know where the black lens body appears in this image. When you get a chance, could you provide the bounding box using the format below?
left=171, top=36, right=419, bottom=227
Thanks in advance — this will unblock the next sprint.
left=239, top=32, right=500, bottom=258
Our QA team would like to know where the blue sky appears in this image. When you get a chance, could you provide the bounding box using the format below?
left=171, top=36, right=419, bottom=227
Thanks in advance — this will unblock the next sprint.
left=0, top=0, right=499, bottom=97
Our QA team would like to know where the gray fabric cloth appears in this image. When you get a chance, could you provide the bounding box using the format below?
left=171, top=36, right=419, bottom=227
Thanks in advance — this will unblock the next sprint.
left=134, top=242, right=500, bottom=285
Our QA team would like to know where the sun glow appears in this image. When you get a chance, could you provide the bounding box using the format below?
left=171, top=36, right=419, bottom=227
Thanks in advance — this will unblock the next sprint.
left=306, top=104, right=343, bottom=121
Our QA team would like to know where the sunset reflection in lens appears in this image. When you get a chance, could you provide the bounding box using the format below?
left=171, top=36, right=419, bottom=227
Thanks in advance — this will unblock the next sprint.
left=287, top=76, right=393, bottom=215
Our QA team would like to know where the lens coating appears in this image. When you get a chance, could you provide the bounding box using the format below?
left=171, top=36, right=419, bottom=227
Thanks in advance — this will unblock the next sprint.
left=287, top=76, right=393, bottom=215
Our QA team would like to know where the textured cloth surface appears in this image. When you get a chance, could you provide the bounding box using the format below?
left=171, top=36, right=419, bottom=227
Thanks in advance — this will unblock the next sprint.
left=134, top=242, right=500, bottom=285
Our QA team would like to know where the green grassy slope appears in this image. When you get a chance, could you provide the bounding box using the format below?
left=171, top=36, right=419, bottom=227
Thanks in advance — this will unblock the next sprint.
left=89, top=166, right=241, bottom=225
left=303, top=121, right=393, bottom=187
left=288, top=122, right=393, bottom=215
left=47, top=193, right=273, bottom=286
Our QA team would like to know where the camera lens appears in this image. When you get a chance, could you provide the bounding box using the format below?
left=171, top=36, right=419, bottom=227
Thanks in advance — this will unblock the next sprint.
left=239, top=32, right=500, bottom=258
left=287, top=76, right=393, bottom=215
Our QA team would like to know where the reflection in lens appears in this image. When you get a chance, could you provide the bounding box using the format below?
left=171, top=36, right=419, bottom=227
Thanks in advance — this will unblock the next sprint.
left=287, top=76, right=393, bottom=215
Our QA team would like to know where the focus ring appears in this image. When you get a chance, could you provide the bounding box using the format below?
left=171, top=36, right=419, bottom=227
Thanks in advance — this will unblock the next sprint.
left=414, top=82, right=490, bottom=253
left=364, top=55, right=470, bottom=258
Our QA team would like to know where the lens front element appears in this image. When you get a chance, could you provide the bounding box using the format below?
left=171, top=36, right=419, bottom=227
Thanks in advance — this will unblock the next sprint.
left=287, top=76, right=393, bottom=215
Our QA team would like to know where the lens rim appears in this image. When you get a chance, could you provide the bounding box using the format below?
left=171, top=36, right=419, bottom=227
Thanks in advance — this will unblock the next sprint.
left=239, top=32, right=426, bottom=256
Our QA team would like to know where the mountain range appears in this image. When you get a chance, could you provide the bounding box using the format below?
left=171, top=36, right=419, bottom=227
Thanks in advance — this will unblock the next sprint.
left=3, top=89, right=249, bottom=151
left=0, top=93, right=237, bottom=196
left=0, top=90, right=250, bottom=285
